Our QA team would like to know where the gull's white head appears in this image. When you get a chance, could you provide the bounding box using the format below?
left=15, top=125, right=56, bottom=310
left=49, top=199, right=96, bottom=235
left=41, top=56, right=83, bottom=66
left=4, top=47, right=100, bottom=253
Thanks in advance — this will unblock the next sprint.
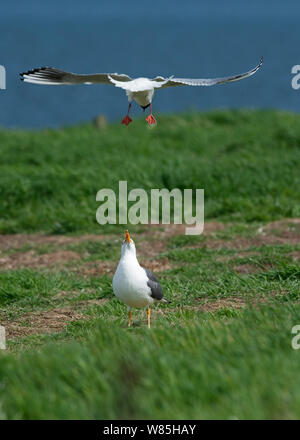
left=121, top=230, right=136, bottom=258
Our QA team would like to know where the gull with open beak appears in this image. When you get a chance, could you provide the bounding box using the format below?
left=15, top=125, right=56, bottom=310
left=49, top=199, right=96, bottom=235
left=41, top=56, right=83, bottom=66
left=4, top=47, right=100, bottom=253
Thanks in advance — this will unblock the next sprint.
left=113, top=230, right=168, bottom=328
left=20, top=57, right=263, bottom=126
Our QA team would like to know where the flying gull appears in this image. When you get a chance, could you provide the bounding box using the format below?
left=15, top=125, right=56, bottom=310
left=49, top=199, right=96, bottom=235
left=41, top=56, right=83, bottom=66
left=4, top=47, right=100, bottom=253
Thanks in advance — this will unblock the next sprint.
left=113, top=230, right=169, bottom=328
left=20, top=57, right=263, bottom=126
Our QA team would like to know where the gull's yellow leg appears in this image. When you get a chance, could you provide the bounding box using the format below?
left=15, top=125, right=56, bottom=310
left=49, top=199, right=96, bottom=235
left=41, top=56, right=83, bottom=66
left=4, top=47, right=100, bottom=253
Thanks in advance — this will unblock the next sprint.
left=147, top=307, right=151, bottom=329
left=128, top=309, right=132, bottom=327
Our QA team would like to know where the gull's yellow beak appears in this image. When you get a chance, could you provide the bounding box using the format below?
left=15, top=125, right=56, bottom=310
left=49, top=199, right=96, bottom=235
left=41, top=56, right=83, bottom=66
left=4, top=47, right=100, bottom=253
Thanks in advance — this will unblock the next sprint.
left=125, top=230, right=131, bottom=243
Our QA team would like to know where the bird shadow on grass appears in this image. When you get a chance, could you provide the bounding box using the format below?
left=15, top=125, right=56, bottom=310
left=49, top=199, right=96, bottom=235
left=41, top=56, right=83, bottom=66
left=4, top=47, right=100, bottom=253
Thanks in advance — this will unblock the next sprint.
left=121, top=319, right=147, bottom=329
left=127, top=322, right=143, bottom=329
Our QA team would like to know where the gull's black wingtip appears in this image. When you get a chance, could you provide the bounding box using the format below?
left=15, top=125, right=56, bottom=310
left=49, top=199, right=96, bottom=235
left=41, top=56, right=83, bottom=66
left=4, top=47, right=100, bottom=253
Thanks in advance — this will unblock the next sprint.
left=19, top=66, right=52, bottom=79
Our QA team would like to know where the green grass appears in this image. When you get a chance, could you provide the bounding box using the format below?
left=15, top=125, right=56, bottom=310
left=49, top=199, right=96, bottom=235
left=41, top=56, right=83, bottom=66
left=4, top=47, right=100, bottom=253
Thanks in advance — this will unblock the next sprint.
left=1, top=229, right=300, bottom=419
left=0, top=110, right=300, bottom=233
left=0, top=110, right=300, bottom=419
left=1, top=304, right=300, bottom=419
left=0, top=269, right=109, bottom=307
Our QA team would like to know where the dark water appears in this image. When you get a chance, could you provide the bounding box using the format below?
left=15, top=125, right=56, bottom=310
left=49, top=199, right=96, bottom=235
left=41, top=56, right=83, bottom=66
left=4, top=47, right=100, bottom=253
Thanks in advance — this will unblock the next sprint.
left=0, top=0, right=299, bottom=129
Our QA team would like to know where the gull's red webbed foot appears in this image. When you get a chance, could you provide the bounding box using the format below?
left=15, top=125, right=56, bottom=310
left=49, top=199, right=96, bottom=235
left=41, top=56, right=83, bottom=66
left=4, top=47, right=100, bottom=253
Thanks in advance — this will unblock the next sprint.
left=121, top=115, right=133, bottom=126
left=146, top=114, right=157, bottom=125
left=122, top=102, right=133, bottom=126
left=146, top=103, right=157, bottom=126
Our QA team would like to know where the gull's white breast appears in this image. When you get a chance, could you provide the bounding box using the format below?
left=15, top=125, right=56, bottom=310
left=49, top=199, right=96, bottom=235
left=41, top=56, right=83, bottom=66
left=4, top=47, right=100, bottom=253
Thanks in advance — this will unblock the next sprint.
left=113, top=257, right=153, bottom=308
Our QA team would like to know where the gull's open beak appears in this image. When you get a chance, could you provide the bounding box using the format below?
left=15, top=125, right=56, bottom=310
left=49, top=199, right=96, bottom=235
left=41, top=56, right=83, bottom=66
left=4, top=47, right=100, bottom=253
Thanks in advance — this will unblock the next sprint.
left=125, top=230, right=131, bottom=243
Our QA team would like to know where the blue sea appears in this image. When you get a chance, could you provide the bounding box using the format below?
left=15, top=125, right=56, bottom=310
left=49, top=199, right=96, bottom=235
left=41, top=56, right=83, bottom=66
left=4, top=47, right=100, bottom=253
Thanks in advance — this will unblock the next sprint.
left=0, top=0, right=299, bottom=129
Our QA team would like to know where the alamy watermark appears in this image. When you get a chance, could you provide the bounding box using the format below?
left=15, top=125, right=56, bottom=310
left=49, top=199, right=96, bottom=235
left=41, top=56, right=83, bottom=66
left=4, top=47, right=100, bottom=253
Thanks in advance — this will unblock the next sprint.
left=291, top=65, right=300, bottom=90
left=96, top=181, right=204, bottom=235
left=0, top=65, right=6, bottom=90
left=291, top=325, right=300, bottom=350
left=0, top=326, right=5, bottom=350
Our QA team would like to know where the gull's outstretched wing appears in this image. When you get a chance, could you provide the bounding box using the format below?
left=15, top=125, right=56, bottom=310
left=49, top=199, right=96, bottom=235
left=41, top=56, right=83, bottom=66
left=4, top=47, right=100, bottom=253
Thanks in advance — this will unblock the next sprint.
left=20, top=67, right=132, bottom=85
left=151, top=57, right=263, bottom=89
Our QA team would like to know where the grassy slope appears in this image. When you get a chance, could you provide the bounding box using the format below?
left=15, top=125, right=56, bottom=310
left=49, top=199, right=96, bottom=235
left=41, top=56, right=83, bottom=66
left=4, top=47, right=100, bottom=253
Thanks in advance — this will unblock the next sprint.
left=0, top=110, right=300, bottom=419
left=0, top=110, right=299, bottom=233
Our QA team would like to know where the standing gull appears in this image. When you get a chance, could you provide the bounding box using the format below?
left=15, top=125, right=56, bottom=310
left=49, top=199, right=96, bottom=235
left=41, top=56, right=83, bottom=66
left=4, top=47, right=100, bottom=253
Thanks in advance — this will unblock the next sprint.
left=20, top=57, right=263, bottom=126
left=113, top=230, right=168, bottom=328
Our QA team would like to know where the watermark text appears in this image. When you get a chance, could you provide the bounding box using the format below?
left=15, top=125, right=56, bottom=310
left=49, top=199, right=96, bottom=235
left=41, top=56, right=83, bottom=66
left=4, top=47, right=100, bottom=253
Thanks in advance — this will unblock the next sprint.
left=0, top=65, right=6, bottom=90
left=291, top=65, right=300, bottom=90
left=0, top=326, right=5, bottom=350
left=96, top=181, right=204, bottom=235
